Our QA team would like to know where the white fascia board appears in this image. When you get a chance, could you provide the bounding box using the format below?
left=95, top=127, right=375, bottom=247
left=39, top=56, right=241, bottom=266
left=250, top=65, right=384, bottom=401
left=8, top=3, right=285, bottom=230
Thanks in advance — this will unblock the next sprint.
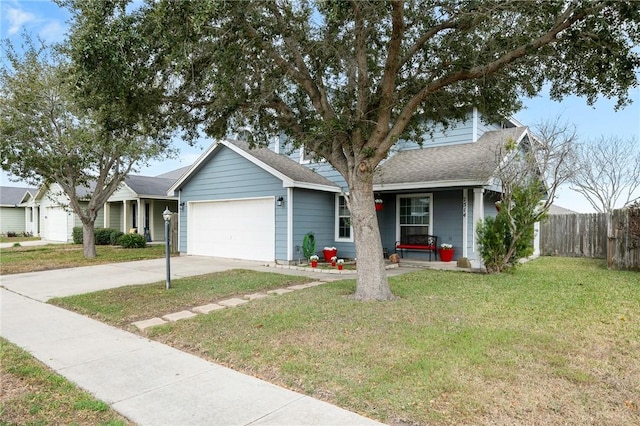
left=136, top=195, right=178, bottom=200
left=167, top=140, right=224, bottom=196
left=374, top=179, right=489, bottom=191
left=287, top=182, right=342, bottom=193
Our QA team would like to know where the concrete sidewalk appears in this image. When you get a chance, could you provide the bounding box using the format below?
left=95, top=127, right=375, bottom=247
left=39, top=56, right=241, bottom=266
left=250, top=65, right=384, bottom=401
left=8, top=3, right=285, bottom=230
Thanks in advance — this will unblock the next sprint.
left=0, top=257, right=384, bottom=425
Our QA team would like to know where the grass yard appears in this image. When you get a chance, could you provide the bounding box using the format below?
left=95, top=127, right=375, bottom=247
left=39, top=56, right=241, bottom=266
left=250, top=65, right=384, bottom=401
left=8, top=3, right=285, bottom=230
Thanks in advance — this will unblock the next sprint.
left=0, top=236, right=41, bottom=243
left=50, top=257, right=640, bottom=425
left=50, top=269, right=314, bottom=327
left=0, top=244, right=168, bottom=275
left=0, top=338, right=132, bottom=425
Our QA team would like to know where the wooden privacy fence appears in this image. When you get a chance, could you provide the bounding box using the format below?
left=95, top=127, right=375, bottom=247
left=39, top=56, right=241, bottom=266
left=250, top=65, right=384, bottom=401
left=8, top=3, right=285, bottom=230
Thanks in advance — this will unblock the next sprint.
left=540, top=209, right=640, bottom=271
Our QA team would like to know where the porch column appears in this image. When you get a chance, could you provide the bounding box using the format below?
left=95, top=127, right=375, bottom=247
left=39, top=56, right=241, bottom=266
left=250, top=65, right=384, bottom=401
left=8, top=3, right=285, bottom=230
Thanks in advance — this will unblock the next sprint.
left=24, top=207, right=30, bottom=234
left=137, top=198, right=143, bottom=234
left=103, top=202, right=110, bottom=228
left=472, top=188, right=485, bottom=267
left=122, top=201, right=128, bottom=233
left=286, top=187, right=294, bottom=261
left=34, top=206, right=40, bottom=236
left=462, top=189, right=468, bottom=258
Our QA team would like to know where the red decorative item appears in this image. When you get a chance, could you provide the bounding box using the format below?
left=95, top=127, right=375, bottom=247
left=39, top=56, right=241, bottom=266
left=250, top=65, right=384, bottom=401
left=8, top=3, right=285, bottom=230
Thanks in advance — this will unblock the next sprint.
left=439, top=248, right=454, bottom=262
left=323, top=248, right=337, bottom=262
left=311, top=260, right=318, bottom=268
left=375, top=203, right=383, bottom=211
left=338, top=264, right=344, bottom=270
left=331, top=261, right=336, bottom=266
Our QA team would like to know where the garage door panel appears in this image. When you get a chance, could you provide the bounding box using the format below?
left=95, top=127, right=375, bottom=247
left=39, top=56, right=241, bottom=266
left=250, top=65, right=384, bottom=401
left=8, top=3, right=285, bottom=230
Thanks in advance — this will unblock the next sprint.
left=189, top=198, right=275, bottom=261
left=46, top=207, right=69, bottom=242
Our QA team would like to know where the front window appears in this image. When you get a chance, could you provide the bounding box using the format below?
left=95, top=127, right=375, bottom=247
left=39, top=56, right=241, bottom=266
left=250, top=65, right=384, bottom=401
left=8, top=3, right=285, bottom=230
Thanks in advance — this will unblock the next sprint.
left=335, top=195, right=353, bottom=241
left=398, top=194, right=432, bottom=240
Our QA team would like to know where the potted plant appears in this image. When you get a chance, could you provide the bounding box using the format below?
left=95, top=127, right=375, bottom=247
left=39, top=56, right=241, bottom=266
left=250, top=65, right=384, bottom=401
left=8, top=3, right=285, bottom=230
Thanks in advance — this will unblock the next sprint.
left=375, top=198, right=383, bottom=211
left=309, top=255, right=319, bottom=268
left=439, top=243, right=454, bottom=262
left=323, top=246, right=337, bottom=262
left=331, top=256, right=337, bottom=266
left=337, top=259, right=345, bottom=270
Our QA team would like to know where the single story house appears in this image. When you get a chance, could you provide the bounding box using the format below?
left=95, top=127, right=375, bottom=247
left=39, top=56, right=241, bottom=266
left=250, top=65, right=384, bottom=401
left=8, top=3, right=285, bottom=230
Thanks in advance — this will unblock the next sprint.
left=24, top=170, right=185, bottom=242
left=169, top=110, right=540, bottom=268
left=0, top=186, right=35, bottom=235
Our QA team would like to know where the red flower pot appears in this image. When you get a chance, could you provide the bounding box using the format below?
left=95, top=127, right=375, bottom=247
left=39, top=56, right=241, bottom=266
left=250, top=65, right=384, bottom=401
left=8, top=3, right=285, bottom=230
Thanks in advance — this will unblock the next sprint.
left=375, top=203, right=383, bottom=211
left=338, top=264, right=343, bottom=270
left=323, top=249, right=337, bottom=262
left=439, top=249, right=454, bottom=262
left=331, top=261, right=336, bottom=266
left=311, top=260, right=318, bottom=268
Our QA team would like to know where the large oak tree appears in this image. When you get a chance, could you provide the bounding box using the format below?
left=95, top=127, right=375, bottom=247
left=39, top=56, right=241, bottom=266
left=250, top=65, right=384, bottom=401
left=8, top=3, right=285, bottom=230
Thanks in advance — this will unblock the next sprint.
left=65, top=0, right=639, bottom=299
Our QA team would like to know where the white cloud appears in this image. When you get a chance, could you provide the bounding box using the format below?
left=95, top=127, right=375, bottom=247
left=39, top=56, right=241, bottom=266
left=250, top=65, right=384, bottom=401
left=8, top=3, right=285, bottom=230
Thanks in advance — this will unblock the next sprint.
left=6, top=7, right=36, bottom=35
left=39, top=20, right=67, bottom=43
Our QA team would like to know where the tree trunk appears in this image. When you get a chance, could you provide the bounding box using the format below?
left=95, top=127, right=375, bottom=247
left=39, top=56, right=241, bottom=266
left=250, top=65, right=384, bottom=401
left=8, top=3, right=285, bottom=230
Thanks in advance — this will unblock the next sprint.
left=82, top=220, right=97, bottom=258
left=349, top=178, right=395, bottom=301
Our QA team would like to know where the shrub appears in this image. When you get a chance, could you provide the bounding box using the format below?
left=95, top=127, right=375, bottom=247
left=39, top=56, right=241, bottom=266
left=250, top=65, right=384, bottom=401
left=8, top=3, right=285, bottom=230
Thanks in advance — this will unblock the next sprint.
left=6, top=231, right=17, bottom=238
left=72, top=227, right=83, bottom=244
left=110, top=230, right=124, bottom=245
left=94, top=228, right=115, bottom=245
left=119, top=233, right=147, bottom=249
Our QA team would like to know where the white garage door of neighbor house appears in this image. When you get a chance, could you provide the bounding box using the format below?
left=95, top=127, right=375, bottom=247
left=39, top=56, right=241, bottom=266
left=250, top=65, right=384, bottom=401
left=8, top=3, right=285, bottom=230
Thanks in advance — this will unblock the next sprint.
left=189, top=198, right=275, bottom=261
left=46, top=207, right=69, bottom=242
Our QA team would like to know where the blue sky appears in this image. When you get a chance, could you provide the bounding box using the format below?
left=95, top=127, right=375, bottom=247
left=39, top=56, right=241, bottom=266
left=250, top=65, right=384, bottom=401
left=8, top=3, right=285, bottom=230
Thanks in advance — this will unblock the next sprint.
left=2, top=0, right=639, bottom=212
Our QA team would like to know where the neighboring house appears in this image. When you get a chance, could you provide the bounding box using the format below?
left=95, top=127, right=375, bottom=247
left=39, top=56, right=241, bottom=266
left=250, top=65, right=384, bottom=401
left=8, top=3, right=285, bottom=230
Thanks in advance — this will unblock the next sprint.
left=169, top=109, right=538, bottom=267
left=26, top=171, right=182, bottom=242
left=548, top=204, right=578, bottom=215
left=0, top=186, right=35, bottom=235
left=104, top=174, right=180, bottom=242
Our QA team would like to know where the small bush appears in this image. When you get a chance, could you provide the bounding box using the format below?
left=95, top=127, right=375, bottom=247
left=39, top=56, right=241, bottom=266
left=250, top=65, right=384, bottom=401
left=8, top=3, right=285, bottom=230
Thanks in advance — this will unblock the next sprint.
left=6, top=231, right=17, bottom=238
left=72, top=227, right=83, bottom=244
left=94, top=228, right=115, bottom=245
left=109, top=230, right=124, bottom=245
left=119, top=233, right=147, bottom=249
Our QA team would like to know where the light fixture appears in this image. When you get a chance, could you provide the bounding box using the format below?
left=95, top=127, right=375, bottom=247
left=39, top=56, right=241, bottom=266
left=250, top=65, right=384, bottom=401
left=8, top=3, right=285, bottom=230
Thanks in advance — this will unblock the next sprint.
left=276, top=196, right=284, bottom=207
left=162, top=207, right=172, bottom=290
left=180, top=202, right=185, bottom=211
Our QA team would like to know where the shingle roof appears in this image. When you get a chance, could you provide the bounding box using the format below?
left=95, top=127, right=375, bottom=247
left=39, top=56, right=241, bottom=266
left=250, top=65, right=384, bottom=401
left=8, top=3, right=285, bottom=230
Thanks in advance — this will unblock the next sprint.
left=155, top=166, right=191, bottom=180
left=0, top=186, right=35, bottom=206
left=226, top=140, right=339, bottom=188
left=375, top=127, right=528, bottom=186
left=124, top=175, right=177, bottom=197
left=548, top=204, right=578, bottom=215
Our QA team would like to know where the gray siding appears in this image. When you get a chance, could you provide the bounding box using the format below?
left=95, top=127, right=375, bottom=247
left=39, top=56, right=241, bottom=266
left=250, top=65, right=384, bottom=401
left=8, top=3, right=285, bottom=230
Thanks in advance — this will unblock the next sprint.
left=0, top=207, right=25, bottom=234
left=178, top=146, right=286, bottom=256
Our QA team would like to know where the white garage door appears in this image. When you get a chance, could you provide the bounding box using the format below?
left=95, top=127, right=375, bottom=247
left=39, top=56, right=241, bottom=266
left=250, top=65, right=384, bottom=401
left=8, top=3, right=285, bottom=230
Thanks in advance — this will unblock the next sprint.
left=189, top=198, right=275, bottom=261
left=46, top=207, right=69, bottom=242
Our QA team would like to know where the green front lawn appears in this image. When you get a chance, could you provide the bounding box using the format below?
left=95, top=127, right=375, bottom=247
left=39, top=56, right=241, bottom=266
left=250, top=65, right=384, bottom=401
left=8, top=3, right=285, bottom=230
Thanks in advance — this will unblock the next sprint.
left=50, top=257, right=640, bottom=425
left=0, top=244, right=168, bottom=275
left=0, top=338, right=132, bottom=425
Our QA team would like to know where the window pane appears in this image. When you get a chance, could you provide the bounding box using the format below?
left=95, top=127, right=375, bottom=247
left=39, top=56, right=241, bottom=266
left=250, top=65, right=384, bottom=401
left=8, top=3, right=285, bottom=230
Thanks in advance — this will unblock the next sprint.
left=338, top=196, right=351, bottom=239
left=399, top=196, right=429, bottom=225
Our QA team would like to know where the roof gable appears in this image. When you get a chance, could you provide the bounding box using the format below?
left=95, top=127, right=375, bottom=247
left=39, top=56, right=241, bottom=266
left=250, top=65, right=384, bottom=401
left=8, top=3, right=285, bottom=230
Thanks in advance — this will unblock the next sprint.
left=169, top=139, right=340, bottom=195
left=0, top=186, right=35, bottom=206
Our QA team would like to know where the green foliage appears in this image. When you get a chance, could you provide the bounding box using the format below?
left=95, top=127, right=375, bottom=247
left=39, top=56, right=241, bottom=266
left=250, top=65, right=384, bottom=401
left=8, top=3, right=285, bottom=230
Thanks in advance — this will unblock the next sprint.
left=476, top=216, right=509, bottom=273
left=72, top=226, right=83, bottom=244
left=302, top=233, right=316, bottom=259
left=119, top=233, right=147, bottom=249
left=109, top=230, right=124, bottom=246
left=73, top=227, right=122, bottom=245
left=94, top=228, right=115, bottom=245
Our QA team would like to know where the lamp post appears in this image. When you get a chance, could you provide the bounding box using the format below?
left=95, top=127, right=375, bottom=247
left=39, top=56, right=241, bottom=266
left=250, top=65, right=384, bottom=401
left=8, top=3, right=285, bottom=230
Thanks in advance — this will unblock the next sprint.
left=162, top=207, right=172, bottom=290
